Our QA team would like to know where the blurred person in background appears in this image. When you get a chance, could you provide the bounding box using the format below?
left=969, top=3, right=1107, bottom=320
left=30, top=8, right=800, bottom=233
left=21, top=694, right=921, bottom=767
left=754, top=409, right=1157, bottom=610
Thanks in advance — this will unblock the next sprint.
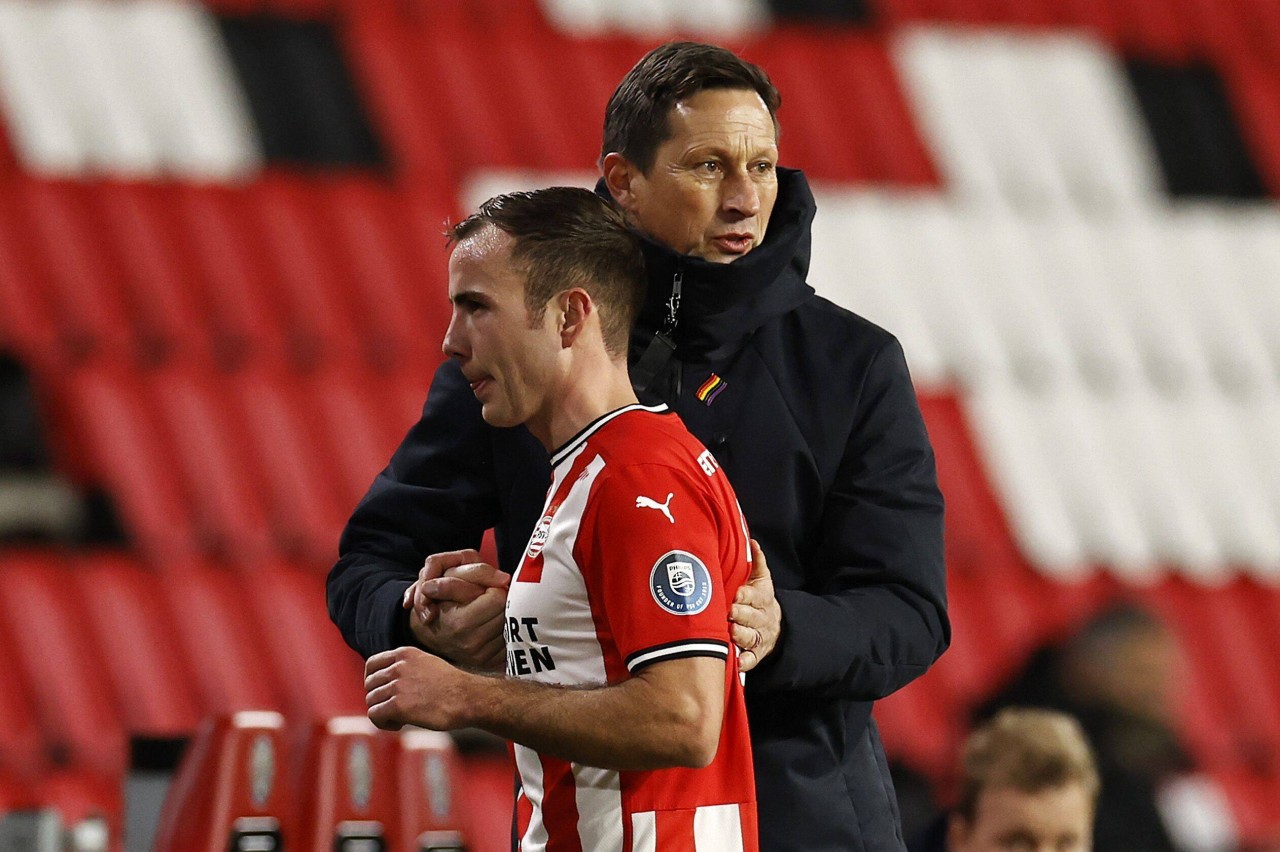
left=365, top=187, right=759, bottom=848
left=910, top=707, right=1099, bottom=852
left=976, top=603, right=1238, bottom=852
left=329, top=40, right=948, bottom=851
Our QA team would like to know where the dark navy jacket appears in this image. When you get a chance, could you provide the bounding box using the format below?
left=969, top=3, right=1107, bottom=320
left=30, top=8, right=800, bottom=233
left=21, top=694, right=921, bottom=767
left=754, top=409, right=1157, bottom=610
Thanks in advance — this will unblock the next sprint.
left=328, top=169, right=949, bottom=850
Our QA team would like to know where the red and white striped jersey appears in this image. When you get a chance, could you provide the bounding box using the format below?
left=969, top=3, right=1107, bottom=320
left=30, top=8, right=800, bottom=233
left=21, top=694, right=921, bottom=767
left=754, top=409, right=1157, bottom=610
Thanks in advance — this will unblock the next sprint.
left=506, top=403, right=757, bottom=852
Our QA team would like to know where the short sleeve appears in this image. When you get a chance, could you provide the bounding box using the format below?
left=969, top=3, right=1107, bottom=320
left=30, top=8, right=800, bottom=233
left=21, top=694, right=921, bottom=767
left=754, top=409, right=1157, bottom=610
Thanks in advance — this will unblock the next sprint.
left=574, top=463, right=735, bottom=674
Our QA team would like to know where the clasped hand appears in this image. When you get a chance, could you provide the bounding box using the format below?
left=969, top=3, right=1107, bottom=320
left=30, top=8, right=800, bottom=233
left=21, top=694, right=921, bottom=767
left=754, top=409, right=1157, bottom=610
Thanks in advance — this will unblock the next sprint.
left=403, top=540, right=781, bottom=673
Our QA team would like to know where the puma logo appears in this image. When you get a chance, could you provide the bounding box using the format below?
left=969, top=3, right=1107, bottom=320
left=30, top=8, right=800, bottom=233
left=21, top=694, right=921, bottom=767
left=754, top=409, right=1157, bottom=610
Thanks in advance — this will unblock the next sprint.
left=635, top=493, right=675, bottom=524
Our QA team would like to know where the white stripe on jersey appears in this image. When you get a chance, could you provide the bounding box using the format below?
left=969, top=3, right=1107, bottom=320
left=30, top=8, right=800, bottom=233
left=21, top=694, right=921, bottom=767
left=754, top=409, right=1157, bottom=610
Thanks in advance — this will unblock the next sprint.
left=572, top=763, right=623, bottom=851
left=514, top=744, right=549, bottom=851
left=625, top=641, right=730, bottom=672
left=694, top=803, right=745, bottom=851
left=630, top=812, right=657, bottom=852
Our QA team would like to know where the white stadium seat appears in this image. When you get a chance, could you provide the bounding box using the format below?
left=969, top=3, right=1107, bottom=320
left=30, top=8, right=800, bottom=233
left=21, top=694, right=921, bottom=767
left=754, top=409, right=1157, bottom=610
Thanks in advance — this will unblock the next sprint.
left=0, top=0, right=259, bottom=179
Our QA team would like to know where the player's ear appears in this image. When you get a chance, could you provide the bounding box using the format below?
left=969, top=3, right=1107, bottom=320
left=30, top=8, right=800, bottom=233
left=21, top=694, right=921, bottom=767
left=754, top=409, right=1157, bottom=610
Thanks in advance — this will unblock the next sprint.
left=559, top=289, right=593, bottom=348
left=602, top=153, right=640, bottom=214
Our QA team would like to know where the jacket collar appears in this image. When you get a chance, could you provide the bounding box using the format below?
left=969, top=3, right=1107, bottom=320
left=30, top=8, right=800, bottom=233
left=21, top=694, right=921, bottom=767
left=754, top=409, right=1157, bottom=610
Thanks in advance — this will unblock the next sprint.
left=597, top=168, right=817, bottom=360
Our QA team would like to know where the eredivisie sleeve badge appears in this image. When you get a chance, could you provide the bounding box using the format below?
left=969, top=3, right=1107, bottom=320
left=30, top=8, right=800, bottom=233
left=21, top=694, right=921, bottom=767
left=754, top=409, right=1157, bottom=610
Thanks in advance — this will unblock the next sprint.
left=649, top=551, right=713, bottom=615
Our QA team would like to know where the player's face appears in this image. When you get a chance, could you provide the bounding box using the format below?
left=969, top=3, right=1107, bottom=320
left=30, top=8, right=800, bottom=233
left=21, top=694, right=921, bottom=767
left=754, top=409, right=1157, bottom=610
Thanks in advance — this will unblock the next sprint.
left=443, top=226, right=562, bottom=431
left=619, top=88, right=778, bottom=263
left=949, top=784, right=1093, bottom=852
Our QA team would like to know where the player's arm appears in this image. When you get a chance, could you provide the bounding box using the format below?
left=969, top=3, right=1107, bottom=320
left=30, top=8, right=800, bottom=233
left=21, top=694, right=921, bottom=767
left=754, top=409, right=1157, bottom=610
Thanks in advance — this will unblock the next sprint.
left=365, top=647, right=726, bottom=771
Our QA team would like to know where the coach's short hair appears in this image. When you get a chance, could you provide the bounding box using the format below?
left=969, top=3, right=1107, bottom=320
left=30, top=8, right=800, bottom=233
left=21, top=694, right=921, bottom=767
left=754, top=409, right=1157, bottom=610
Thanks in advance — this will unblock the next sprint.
left=601, top=41, right=781, bottom=174
left=955, top=708, right=1100, bottom=821
left=450, top=187, right=647, bottom=356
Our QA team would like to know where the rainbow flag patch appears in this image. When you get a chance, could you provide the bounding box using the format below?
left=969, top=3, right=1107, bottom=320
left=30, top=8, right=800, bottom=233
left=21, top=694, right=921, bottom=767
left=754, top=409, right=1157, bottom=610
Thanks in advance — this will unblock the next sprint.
left=695, top=374, right=727, bottom=405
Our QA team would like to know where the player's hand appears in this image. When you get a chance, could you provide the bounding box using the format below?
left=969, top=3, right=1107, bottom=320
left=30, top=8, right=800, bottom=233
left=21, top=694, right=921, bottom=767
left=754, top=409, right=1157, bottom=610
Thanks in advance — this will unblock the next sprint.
left=365, top=647, right=475, bottom=731
left=403, top=549, right=510, bottom=671
left=730, top=540, right=781, bottom=673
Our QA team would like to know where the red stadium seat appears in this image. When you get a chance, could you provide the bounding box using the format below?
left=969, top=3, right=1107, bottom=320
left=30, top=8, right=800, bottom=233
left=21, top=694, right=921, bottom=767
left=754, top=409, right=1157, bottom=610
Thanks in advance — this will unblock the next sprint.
left=343, top=1, right=456, bottom=187
left=0, top=578, right=45, bottom=782
left=247, top=174, right=364, bottom=367
left=61, top=365, right=197, bottom=562
left=146, top=365, right=276, bottom=562
left=0, top=552, right=127, bottom=777
left=2, top=179, right=132, bottom=364
left=157, top=563, right=288, bottom=716
left=153, top=710, right=293, bottom=852
left=314, top=178, right=441, bottom=372
left=80, top=181, right=216, bottom=365
left=223, top=367, right=348, bottom=562
left=396, top=729, right=469, bottom=851
left=237, top=565, right=366, bottom=721
left=0, top=189, right=59, bottom=363
left=293, top=716, right=399, bottom=851
left=73, top=552, right=202, bottom=738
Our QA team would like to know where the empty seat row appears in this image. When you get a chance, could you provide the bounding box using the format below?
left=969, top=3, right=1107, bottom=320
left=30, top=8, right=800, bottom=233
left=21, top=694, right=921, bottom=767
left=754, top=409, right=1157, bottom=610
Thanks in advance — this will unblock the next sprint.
left=0, top=550, right=367, bottom=782
left=0, top=0, right=260, bottom=180
left=873, top=0, right=1280, bottom=66
left=808, top=192, right=1280, bottom=397
left=966, top=377, right=1280, bottom=581
left=0, top=175, right=453, bottom=372
left=54, top=362, right=428, bottom=564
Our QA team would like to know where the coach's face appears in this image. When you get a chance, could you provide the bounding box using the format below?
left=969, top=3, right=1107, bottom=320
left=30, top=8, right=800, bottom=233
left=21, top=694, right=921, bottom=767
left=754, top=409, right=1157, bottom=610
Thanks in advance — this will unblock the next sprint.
left=605, top=88, right=779, bottom=263
left=443, top=226, right=562, bottom=432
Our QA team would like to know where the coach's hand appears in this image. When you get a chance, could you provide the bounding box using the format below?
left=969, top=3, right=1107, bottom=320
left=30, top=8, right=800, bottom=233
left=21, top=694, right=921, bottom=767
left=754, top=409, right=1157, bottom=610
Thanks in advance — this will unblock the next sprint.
left=366, top=647, right=476, bottom=732
left=403, top=549, right=510, bottom=672
left=730, top=540, right=781, bottom=673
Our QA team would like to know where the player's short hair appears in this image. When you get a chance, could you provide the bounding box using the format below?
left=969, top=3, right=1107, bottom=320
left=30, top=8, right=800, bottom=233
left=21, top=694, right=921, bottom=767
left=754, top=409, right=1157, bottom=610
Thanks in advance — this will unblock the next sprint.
left=601, top=41, right=781, bottom=174
left=955, top=708, right=1100, bottom=821
left=450, top=187, right=647, bottom=357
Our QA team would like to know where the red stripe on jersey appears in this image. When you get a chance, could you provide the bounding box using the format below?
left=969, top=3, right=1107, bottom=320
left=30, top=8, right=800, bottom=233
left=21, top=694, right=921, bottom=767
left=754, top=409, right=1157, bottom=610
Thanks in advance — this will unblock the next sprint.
left=656, top=809, right=698, bottom=852
left=740, top=802, right=760, bottom=852
left=540, top=754, right=584, bottom=851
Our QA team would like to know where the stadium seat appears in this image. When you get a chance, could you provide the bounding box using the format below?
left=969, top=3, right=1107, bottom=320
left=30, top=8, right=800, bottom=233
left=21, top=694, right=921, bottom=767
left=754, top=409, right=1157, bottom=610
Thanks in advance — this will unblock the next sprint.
left=223, top=368, right=348, bottom=562
left=153, top=710, right=293, bottom=852
left=344, top=1, right=435, bottom=180
left=246, top=174, right=364, bottom=367
left=807, top=191, right=948, bottom=391
left=157, top=563, right=288, bottom=716
left=0, top=1, right=88, bottom=175
left=237, top=565, right=366, bottom=722
left=73, top=552, right=202, bottom=739
left=0, top=551, right=127, bottom=777
left=167, top=184, right=292, bottom=367
left=11, top=179, right=134, bottom=363
left=82, top=181, right=215, bottom=364
left=147, top=366, right=277, bottom=563
left=1086, top=387, right=1227, bottom=579
left=0, top=584, right=44, bottom=782
left=396, top=729, right=469, bottom=851
left=964, top=378, right=1089, bottom=577
left=1039, top=382, right=1158, bottom=578
left=293, top=716, right=399, bottom=851
left=61, top=365, right=198, bottom=562
left=881, top=196, right=1013, bottom=385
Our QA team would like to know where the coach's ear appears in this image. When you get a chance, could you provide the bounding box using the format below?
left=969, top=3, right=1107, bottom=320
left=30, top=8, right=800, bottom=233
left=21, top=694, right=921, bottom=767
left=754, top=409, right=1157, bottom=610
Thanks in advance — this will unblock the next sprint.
left=602, top=153, right=640, bottom=214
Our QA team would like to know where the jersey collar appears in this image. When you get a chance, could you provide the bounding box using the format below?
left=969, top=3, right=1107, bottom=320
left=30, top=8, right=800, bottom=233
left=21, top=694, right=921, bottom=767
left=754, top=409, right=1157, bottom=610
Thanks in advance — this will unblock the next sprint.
left=550, top=403, right=669, bottom=469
